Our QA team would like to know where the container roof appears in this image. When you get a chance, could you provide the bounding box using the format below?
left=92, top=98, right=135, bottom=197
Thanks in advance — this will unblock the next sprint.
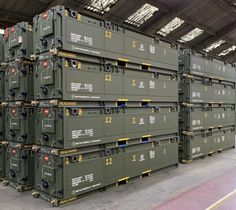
left=0, top=0, right=235, bottom=62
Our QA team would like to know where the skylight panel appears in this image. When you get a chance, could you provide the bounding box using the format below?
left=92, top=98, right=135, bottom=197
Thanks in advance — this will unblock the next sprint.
left=180, top=28, right=204, bottom=43
left=157, top=17, right=185, bottom=37
left=86, top=0, right=118, bottom=14
left=204, top=40, right=226, bottom=52
left=218, top=45, right=236, bottom=56
left=125, top=3, right=159, bottom=27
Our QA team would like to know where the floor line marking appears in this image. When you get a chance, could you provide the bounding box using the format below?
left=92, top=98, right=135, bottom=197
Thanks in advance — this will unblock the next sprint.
left=205, top=189, right=236, bottom=210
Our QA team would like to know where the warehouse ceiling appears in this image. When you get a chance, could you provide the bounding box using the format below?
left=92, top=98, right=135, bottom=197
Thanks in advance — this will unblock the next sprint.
left=0, top=0, right=236, bottom=62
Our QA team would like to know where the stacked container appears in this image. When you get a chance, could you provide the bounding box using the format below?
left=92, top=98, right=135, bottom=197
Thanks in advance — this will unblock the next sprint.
left=0, top=34, right=5, bottom=179
left=179, top=49, right=236, bottom=163
left=2, top=22, right=35, bottom=191
left=1, top=4, right=235, bottom=207
left=31, top=6, right=179, bottom=206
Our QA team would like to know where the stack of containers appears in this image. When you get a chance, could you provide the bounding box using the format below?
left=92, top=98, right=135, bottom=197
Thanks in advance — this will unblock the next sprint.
left=31, top=6, right=179, bottom=206
left=2, top=22, right=35, bottom=191
left=0, top=34, right=5, bottom=179
left=179, top=49, right=236, bottom=163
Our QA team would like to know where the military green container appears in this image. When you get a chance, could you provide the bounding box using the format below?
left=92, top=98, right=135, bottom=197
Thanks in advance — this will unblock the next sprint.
left=0, top=34, right=4, bottom=63
left=210, top=60, right=236, bottom=83
left=0, top=106, right=4, bottom=140
left=180, top=76, right=211, bottom=103
left=33, top=139, right=178, bottom=206
left=5, top=102, right=34, bottom=144
left=211, top=81, right=235, bottom=104
left=179, top=50, right=204, bottom=76
left=180, top=126, right=235, bottom=162
left=225, top=62, right=236, bottom=82
left=33, top=52, right=178, bottom=102
left=179, top=49, right=236, bottom=83
left=33, top=6, right=178, bottom=72
left=3, top=142, right=34, bottom=191
left=179, top=76, right=235, bottom=104
left=0, top=141, right=5, bottom=178
left=4, top=60, right=34, bottom=101
left=33, top=101, right=178, bottom=149
left=180, top=131, right=210, bottom=161
left=210, top=128, right=235, bottom=152
left=180, top=104, right=235, bottom=132
left=4, top=22, right=33, bottom=62
left=0, top=70, right=4, bottom=101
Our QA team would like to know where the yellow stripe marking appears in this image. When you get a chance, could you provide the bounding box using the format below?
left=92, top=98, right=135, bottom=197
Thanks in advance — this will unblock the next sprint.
left=58, top=51, right=77, bottom=58
left=206, top=189, right=236, bottom=210
left=118, top=98, right=128, bottom=101
left=118, top=177, right=129, bottom=182
left=142, top=135, right=151, bottom=138
left=142, top=99, right=151, bottom=102
left=118, top=138, right=130, bottom=141
left=142, top=170, right=151, bottom=174
left=118, top=58, right=129, bottom=62
left=142, top=63, right=152, bottom=66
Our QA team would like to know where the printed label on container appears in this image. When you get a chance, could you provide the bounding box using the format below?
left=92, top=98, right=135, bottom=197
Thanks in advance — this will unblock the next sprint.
left=71, top=33, right=93, bottom=46
left=72, top=173, right=94, bottom=187
left=71, top=83, right=93, bottom=92
left=72, top=129, right=94, bottom=139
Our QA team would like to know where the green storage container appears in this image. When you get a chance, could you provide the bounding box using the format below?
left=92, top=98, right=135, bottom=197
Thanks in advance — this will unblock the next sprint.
left=5, top=102, right=34, bottom=144
left=34, top=101, right=178, bottom=149
left=4, top=60, right=34, bottom=101
left=33, top=52, right=178, bottom=102
left=179, top=126, right=235, bottom=162
left=33, top=139, right=178, bottom=206
left=180, top=76, right=235, bottom=104
left=4, top=22, right=33, bottom=62
left=33, top=5, right=178, bottom=72
left=180, top=104, right=235, bottom=132
left=179, top=49, right=236, bottom=83
left=0, top=141, right=5, bottom=178
left=3, top=142, right=34, bottom=191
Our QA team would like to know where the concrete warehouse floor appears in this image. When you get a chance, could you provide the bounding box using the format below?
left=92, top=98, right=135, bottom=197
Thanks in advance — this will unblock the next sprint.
left=0, top=148, right=236, bottom=210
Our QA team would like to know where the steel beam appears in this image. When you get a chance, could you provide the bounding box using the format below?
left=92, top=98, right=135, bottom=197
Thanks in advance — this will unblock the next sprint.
left=141, top=0, right=207, bottom=35
left=223, top=50, right=236, bottom=62
left=0, top=10, right=32, bottom=23
left=212, top=0, right=236, bottom=17
left=145, top=0, right=170, bottom=12
left=194, top=21, right=236, bottom=51
left=103, top=0, right=128, bottom=19
left=210, top=42, right=233, bottom=55
left=102, top=0, right=145, bottom=23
